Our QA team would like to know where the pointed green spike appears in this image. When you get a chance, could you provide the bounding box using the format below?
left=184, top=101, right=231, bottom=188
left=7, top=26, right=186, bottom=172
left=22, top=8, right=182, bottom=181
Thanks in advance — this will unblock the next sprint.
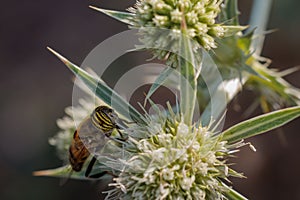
left=222, top=182, right=248, bottom=200
left=242, top=63, right=268, bottom=80
left=223, top=25, right=248, bottom=37
left=144, top=67, right=174, bottom=106
left=220, top=0, right=240, bottom=25
left=89, top=6, right=135, bottom=25
left=47, top=47, right=146, bottom=124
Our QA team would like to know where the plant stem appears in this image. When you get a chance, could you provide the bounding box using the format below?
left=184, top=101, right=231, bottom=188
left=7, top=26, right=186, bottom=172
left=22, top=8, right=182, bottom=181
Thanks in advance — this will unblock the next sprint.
left=249, top=0, right=273, bottom=56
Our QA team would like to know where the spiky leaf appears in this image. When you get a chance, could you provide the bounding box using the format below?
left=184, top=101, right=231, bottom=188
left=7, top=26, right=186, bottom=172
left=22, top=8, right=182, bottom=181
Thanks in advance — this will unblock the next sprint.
left=89, top=6, right=134, bottom=25
left=144, top=66, right=174, bottom=106
left=47, top=47, right=146, bottom=124
left=222, top=106, right=300, bottom=143
left=220, top=0, right=240, bottom=25
left=222, top=183, right=248, bottom=200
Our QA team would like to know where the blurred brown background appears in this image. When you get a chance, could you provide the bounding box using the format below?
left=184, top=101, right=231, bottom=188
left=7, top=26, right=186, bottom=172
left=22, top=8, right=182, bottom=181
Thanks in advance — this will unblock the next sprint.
left=1, top=0, right=300, bottom=200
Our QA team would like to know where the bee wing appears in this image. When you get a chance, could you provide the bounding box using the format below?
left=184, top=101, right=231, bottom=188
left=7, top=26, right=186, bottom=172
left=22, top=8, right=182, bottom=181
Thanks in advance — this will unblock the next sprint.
left=77, top=117, right=130, bottom=172
left=77, top=117, right=108, bottom=151
left=59, top=166, right=73, bottom=186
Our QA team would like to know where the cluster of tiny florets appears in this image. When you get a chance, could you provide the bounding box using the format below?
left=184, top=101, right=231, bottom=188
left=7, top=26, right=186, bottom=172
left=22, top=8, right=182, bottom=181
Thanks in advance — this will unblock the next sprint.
left=129, top=0, right=227, bottom=67
left=108, top=114, right=242, bottom=199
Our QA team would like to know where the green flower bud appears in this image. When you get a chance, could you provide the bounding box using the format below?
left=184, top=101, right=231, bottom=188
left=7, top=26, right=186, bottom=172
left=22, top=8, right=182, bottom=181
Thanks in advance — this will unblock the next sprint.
left=153, top=14, right=169, bottom=26
left=170, top=9, right=182, bottom=24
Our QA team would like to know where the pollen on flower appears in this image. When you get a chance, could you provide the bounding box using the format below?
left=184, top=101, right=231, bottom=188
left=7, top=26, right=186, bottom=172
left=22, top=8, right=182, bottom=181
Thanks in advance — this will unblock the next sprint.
left=153, top=14, right=169, bottom=26
left=177, top=121, right=189, bottom=135
left=197, top=162, right=208, bottom=175
left=180, top=175, right=195, bottom=191
left=209, top=25, right=225, bottom=37
left=162, top=168, right=174, bottom=181
left=170, top=9, right=182, bottom=23
left=186, top=11, right=198, bottom=25
left=205, top=151, right=217, bottom=164
left=195, top=22, right=208, bottom=34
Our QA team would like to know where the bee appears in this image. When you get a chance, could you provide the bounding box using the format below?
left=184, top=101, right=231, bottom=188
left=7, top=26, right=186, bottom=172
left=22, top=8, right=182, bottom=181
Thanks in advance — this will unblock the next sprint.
left=69, top=105, right=124, bottom=178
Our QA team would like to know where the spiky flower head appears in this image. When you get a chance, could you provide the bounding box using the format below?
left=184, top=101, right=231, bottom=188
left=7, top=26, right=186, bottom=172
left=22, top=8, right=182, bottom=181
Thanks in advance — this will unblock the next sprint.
left=106, top=111, right=247, bottom=200
left=129, top=0, right=236, bottom=67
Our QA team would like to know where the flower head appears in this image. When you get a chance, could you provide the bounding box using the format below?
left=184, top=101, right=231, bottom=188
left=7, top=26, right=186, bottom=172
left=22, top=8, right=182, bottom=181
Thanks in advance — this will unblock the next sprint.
left=106, top=111, right=245, bottom=199
left=128, top=0, right=232, bottom=67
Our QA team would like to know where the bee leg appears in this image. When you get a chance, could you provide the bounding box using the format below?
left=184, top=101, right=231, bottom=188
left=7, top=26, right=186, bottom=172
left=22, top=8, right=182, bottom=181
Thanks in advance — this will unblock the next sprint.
left=85, top=157, right=112, bottom=179
left=120, top=118, right=135, bottom=125
left=117, top=129, right=128, bottom=141
left=117, top=118, right=135, bottom=129
left=85, top=156, right=97, bottom=177
left=105, top=132, right=112, bottom=137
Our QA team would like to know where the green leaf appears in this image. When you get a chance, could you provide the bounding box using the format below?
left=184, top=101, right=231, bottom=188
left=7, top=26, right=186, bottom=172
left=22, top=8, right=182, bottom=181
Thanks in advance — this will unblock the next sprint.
left=89, top=6, right=134, bottom=25
left=222, top=106, right=300, bottom=143
left=200, top=77, right=240, bottom=127
left=34, top=164, right=109, bottom=181
left=222, top=183, right=248, bottom=200
left=34, top=165, right=69, bottom=178
left=241, top=63, right=267, bottom=80
left=199, top=51, right=240, bottom=127
left=33, top=165, right=88, bottom=180
left=144, top=66, right=174, bottom=106
left=47, top=47, right=146, bottom=124
left=220, top=0, right=240, bottom=25
left=179, top=20, right=199, bottom=125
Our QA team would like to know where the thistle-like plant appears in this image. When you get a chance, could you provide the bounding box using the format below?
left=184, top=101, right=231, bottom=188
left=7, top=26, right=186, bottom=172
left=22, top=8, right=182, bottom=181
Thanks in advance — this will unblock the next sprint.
left=34, top=0, right=300, bottom=199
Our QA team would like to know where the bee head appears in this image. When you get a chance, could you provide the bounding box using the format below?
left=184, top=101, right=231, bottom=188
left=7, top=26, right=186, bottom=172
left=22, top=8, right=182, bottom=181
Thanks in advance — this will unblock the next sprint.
left=94, top=106, right=118, bottom=121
